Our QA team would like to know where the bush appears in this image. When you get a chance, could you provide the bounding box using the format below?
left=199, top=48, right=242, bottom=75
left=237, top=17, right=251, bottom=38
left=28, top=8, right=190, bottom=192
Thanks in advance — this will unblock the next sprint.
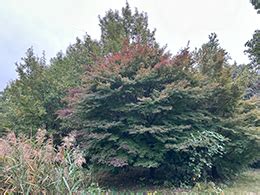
left=0, top=129, right=90, bottom=194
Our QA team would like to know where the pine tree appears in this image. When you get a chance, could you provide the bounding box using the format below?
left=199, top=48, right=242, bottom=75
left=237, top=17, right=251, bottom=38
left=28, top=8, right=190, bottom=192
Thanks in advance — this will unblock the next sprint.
left=2, top=48, right=49, bottom=134
left=245, top=30, right=260, bottom=71
left=99, top=2, right=157, bottom=54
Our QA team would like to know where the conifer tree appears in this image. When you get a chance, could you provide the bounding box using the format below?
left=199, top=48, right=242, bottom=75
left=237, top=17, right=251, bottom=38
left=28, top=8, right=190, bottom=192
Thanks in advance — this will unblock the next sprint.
left=2, top=48, right=49, bottom=134
left=99, top=2, right=157, bottom=54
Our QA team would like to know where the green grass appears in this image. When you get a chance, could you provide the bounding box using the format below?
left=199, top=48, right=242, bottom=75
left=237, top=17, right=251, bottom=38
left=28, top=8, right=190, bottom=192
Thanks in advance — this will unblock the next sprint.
left=222, top=169, right=260, bottom=194
left=100, top=169, right=260, bottom=194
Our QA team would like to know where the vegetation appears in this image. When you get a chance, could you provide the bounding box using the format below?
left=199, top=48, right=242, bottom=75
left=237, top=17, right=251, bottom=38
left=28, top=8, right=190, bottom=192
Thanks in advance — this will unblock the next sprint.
left=0, top=129, right=90, bottom=194
left=0, top=2, right=259, bottom=193
left=60, top=32, right=259, bottom=185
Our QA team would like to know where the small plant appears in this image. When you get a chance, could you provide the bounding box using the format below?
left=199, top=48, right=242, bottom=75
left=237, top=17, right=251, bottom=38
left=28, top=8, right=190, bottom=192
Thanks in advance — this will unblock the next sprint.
left=0, top=129, right=90, bottom=194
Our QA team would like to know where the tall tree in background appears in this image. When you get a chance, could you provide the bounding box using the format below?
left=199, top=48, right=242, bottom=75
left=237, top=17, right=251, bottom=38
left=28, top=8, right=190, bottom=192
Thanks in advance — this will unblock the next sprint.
left=245, top=30, right=260, bottom=71
left=243, top=0, right=260, bottom=98
left=194, top=33, right=230, bottom=79
left=1, top=48, right=49, bottom=134
left=99, top=2, right=157, bottom=54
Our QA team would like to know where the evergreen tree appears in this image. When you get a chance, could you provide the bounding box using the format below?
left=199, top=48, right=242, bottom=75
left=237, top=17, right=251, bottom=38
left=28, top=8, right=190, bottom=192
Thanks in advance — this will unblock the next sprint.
left=46, top=34, right=101, bottom=135
left=0, top=35, right=100, bottom=136
left=245, top=30, right=260, bottom=71
left=244, top=0, right=260, bottom=98
left=194, top=33, right=230, bottom=79
left=1, top=48, right=49, bottom=134
left=99, top=2, right=157, bottom=54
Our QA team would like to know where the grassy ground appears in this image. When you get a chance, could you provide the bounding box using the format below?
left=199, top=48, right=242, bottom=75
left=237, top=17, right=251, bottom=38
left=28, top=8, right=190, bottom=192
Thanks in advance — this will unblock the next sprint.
left=100, top=169, right=260, bottom=194
left=222, top=169, right=260, bottom=194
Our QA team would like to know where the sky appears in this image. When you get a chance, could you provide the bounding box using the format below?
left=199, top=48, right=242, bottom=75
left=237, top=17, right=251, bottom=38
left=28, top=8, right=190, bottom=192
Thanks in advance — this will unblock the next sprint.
left=0, top=0, right=259, bottom=91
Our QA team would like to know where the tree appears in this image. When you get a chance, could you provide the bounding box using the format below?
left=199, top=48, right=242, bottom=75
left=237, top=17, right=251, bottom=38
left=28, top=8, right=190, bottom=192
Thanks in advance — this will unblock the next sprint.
left=245, top=30, right=260, bottom=71
left=194, top=33, right=230, bottom=79
left=0, top=34, right=101, bottom=136
left=244, top=0, right=260, bottom=98
left=1, top=48, right=50, bottom=135
left=60, top=36, right=259, bottom=183
left=45, top=34, right=101, bottom=135
left=99, top=2, right=157, bottom=54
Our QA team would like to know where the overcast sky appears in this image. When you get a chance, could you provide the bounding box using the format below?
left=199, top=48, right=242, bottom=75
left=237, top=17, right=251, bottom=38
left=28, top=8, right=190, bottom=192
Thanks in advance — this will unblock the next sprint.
left=0, top=0, right=259, bottom=91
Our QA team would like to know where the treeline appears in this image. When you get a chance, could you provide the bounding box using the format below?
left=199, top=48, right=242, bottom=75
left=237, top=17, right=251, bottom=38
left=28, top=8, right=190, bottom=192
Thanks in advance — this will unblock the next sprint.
left=0, top=2, right=259, bottom=185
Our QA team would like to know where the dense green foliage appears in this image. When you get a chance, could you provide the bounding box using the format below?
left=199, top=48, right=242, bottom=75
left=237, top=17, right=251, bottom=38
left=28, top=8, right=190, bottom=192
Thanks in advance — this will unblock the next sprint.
left=1, top=49, right=50, bottom=134
left=60, top=34, right=259, bottom=183
left=43, top=35, right=101, bottom=135
left=0, top=37, right=101, bottom=135
left=0, top=2, right=259, bottom=188
left=246, top=0, right=260, bottom=98
left=244, top=30, right=259, bottom=99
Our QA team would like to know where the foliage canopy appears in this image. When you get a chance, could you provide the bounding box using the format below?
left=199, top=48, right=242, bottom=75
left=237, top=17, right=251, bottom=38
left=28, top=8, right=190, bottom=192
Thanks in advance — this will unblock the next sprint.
left=60, top=35, right=259, bottom=183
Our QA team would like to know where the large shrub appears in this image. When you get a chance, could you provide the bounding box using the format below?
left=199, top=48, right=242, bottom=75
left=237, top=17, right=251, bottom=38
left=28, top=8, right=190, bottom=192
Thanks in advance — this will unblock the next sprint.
left=60, top=36, right=260, bottom=184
